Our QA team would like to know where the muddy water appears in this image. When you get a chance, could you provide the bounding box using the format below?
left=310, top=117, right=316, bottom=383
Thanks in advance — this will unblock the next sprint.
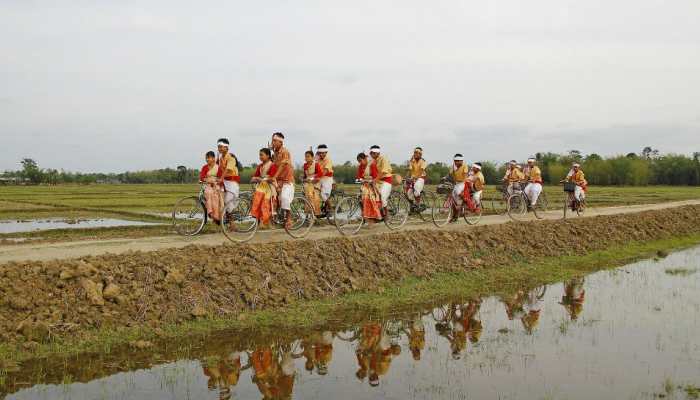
left=0, top=218, right=161, bottom=234
left=5, top=247, right=700, bottom=400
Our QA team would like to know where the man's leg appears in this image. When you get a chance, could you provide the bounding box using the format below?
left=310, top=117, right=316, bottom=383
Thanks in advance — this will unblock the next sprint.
left=320, top=177, right=333, bottom=213
left=380, top=181, right=392, bottom=216
left=280, top=183, right=294, bottom=227
left=223, top=181, right=240, bottom=213
left=473, top=190, right=482, bottom=208
left=451, top=184, right=464, bottom=220
left=530, top=183, right=542, bottom=206
left=413, top=178, right=424, bottom=205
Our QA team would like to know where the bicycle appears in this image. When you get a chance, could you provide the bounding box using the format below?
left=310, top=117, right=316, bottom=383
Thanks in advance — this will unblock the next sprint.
left=402, top=177, right=436, bottom=222
left=221, top=179, right=316, bottom=242
left=506, top=181, right=549, bottom=221
left=301, top=179, right=345, bottom=225
left=561, top=181, right=586, bottom=218
left=487, top=184, right=509, bottom=215
left=172, top=183, right=253, bottom=236
left=431, top=179, right=482, bottom=227
left=333, top=179, right=410, bottom=235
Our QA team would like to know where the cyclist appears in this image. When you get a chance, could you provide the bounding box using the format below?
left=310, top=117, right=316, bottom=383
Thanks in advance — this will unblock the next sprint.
left=564, top=162, right=587, bottom=203
left=302, top=150, right=323, bottom=215
left=199, top=150, right=221, bottom=224
left=449, top=154, right=469, bottom=221
left=316, top=144, right=334, bottom=213
left=369, top=145, right=393, bottom=216
left=216, top=138, right=241, bottom=216
left=463, top=162, right=485, bottom=210
left=503, top=160, right=525, bottom=195
left=270, top=132, right=295, bottom=229
left=250, top=148, right=278, bottom=229
left=356, top=152, right=382, bottom=222
left=523, top=157, right=543, bottom=208
left=407, top=147, right=427, bottom=210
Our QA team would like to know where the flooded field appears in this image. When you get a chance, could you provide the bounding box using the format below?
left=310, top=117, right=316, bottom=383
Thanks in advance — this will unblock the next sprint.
left=0, top=218, right=162, bottom=234
left=3, top=246, right=699, bottom=399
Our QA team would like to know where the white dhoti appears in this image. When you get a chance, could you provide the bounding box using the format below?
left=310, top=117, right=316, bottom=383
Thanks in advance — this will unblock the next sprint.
left=524, top=183, right=542, bottom=206
left=222, top=180, right=239, bottom=213
left=319, top=177, right=334, bottom=202
left=412, top=178, right=425, bottom=198
left=379, top=181, right=392, bottom=207
left=473, top=190, right=483, bottom=206
left=575, top=185, right=585, bottom=201
left=452, top=183, right=465, bottom=205
left=279, top=183, right=294, bottom=210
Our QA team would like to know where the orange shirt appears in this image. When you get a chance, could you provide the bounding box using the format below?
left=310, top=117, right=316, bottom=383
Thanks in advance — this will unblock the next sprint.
left=318, top=156, right=334, bottom=177
left=274, top=147, right=295, bottom=184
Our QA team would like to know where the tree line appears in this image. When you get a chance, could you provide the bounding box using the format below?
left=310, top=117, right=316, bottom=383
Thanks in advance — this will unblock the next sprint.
left=2, top=148, right=699, bottom=186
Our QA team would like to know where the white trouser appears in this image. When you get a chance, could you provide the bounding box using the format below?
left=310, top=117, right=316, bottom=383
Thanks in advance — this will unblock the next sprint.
left=412, top=178, right=425, bottom=198
left=319, top=177, right=333, bottom=202
left=379, top=181, right=392, bottom=207
left=279, top=183, right=294, bottom=210
left=524, top=183, right=542, bottom=206
left=452, top=183, right=465, bottom=205
left=473, top=190, right=482, bottom=206
left=575, top=185, right=585, bottom=201
left=222, top=181, right=239, bottom=212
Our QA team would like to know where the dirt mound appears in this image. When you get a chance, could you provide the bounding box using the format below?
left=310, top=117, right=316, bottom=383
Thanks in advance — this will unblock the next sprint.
left=0, top=205, right=698, bottom=346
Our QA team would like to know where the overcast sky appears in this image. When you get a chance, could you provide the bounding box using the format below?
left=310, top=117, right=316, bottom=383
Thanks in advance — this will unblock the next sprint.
left=1, top=1, right=699, bottom=172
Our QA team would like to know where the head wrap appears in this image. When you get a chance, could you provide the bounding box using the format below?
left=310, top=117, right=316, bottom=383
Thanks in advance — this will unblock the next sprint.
left=217, top=138, right=229, bottom=147
left=453, top=154, right=464, bottom=161
left=414, top=147, right=423, bottom=154
left=369, top=145, right=381, bottom=153
left=272, top=132, right=285, bottom=142
left=316, top=144, right=328, bottom=153
left=527, top=157, right=536, bottom=162
left=472, top=162, right=482, bottom=170
left=573, top=163, right=581, bottom=168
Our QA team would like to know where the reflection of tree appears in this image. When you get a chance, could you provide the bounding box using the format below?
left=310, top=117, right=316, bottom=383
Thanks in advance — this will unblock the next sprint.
left=560, top=278, right=586, bottom=321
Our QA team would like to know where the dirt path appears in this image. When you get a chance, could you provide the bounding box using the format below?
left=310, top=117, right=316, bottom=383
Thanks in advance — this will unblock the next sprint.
left=1, top=199, right=698, bottom=263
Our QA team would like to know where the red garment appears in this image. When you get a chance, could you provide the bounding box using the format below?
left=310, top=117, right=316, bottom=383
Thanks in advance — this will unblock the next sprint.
left=303, top=161, right=323, bottom=180
left=199, top=165, right=210, bottom=182
left=462, top=182, right=478, bottom=211
left=356, top=165, right=365, bottom=180
left=253, top=163, right=278, bottom=179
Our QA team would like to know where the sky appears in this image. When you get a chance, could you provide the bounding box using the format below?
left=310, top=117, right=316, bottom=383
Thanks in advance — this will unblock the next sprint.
left=1, top=0, right=699, bottom=172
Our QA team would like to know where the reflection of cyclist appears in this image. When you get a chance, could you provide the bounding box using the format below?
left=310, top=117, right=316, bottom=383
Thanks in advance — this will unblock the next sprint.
left=404, top=316, right=426, bottom=361
left=203, top=352, right=243, bottom=400
left=523, top=157, right=543, bottom=207
left=251, top=345, right=296, bottom=400
left=521, top=288, right=545, bottom=334
left=560, top=278, right=586, bottom=321
left=445, top=300, right=482, bottom=359
left=302, top=331, right=334, bottom=375
left=355, top=322, right=401, bottom=387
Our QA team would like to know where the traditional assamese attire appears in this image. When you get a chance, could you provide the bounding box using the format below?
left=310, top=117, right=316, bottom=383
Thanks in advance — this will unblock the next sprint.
left=274, top=146, right=295, bottom=211
left=216, top=153, right=241, bottom=213
left=524, top=165, right=543, bottom=206
left=566, top=169, right=588, bottom=201
left=250, top=161, right=278, bottom=227
left=303, top=160, right=323, bottom=215
left=199, top=163, right=222, bottom=222
left=451, top=163, right=469, bottom=204
left=372, top=155, right=393, bottom=207
left=317, top=155, right=334, bottom=202
left=506, top=166, right=525, bottom=195
left=463, top=170, right=485, bottom=210
left=357, top=163, right=382, bottom=220
left=408, top=158, right=427, bottom=199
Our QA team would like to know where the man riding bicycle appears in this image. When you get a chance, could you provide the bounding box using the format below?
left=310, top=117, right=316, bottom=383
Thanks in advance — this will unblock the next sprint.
left=316, top=144, right=334, bottom=213
left=564, top=162, right=587, bottom=203
left=216, top=138, right=241, bottom=216
left=502, top=160, right=525, bottom=195
left=270, top=132, right=295, bottom=229
left=369, top=145, right=392, bottom=217
left=407, top=147, right=427, bottom=210
left=449, top=154, right=468, bottom=221
left=523, top=157, right=543, bottom=208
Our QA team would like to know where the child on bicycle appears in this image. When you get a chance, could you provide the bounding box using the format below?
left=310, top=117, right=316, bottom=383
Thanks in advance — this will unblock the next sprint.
left=199, top=150, right=222, bottom=224
left=250, top=148, right=278, bottom=229
left=303, top=150, right=323, bottom=216
left=316, top=144, right=334, bottom=213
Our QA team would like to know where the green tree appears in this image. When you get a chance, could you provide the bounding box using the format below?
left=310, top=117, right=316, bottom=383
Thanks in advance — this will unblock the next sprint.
left=20, top=158, right=43, bottom=184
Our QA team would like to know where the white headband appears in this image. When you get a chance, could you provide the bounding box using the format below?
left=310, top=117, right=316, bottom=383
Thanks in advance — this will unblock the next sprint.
left=527, top=158, right=536, bottom=162
left=573, top=163, right=580, bottom=167
left=217, top=141, right=229, bottom=147
left=370, top=146, right=381, bottom=153
left=317, top=148, right=328, bottom=153
left=453, top=156, right=464, bottom=161
left=473, top=164, right=482, bottom=170
left=272, top=134, right=284, bottom=142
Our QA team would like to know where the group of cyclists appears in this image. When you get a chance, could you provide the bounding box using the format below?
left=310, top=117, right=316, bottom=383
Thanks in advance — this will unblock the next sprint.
left=202, top=279, right=586, bottom=397
left=199, top=131, right=589, bottom=231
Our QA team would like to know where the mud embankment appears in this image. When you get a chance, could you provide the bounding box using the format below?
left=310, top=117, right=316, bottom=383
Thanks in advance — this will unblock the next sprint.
left=1, top=205, right=699, bottom=346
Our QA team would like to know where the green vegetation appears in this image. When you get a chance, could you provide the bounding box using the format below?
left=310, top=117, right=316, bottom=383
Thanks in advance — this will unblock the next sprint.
left=664, top=267, right=697, bottom=276
left=1, top=232, right=698, bottom=364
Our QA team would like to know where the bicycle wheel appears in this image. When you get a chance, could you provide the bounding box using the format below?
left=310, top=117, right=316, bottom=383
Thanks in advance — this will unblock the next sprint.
left=532, top=191, right=548, bottom=219
left=506, top=193, right=527, bottom=221
left=221, top=197, right=258, bottom=243
left=432, top=192, right=453, bottom=228
left=285, top=196, right=316, bottom=238
left=563, top=193, right=571, bottom=219
left=576, top=198, right=586, bottom=216
left=324, top=192, right=338, bottom=225
left=415, top=191, right=434, bottom=222
left=172, top=196, right=207, bottom=236
left=334, top=195, right=364, bottom=235
left=384, top=191, right=410, bottom=230
left=463, top=203, right=482, bottom=225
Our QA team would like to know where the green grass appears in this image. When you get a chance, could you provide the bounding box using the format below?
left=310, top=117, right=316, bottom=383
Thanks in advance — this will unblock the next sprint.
left=1, top=232, right=698, bottom=364
left=664, top=267, right=697, bottom=276
left=0, top=184, right=697, bottom=243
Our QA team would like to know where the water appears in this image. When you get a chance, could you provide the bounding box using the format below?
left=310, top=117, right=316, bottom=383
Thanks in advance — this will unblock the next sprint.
left=3, top=247, right=700, bottom=399
left=0, top=218, right=162, bottom=234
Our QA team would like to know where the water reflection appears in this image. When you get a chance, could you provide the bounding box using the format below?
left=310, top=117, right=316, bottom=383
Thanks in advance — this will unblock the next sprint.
left=4, top=246, right=700, bottom=400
